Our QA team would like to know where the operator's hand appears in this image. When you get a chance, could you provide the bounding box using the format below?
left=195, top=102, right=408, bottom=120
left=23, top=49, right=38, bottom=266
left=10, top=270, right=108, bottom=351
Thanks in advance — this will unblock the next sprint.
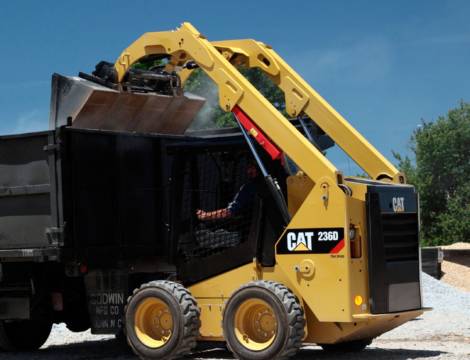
left=196, top=209, right=206, bottom=220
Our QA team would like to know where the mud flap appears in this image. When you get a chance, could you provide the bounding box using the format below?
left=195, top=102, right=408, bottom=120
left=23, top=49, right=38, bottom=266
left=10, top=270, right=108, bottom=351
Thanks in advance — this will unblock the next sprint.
left=84, top=270, right=128, bottom=334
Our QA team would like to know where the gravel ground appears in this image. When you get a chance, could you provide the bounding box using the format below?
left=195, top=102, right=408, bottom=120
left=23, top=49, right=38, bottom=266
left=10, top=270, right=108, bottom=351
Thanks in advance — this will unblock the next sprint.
left=1, top=272, right=469, bottom=360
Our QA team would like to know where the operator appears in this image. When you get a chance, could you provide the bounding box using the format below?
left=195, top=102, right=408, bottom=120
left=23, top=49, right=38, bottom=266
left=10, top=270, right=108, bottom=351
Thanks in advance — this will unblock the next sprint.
left=196, top=162, right=260, bottom=221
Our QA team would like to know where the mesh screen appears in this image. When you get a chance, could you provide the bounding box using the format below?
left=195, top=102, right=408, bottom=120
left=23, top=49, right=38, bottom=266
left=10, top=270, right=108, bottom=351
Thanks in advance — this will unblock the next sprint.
left=177, top=151, right=256, bottom=260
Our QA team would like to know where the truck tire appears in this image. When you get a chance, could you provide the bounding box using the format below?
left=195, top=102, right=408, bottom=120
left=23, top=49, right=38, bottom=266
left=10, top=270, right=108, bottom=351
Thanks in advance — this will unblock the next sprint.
left=125, top=280, right=200, bottom=360
left=320, top=338, right=372, bottom=352
left=0, top=320, right=52, bottom=351
left=222, top=281, right=305, bottom=360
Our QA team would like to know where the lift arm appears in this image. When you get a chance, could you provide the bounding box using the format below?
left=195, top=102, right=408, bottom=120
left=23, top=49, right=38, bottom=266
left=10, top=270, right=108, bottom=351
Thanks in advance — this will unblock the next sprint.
left=114, top=22, right=339, bottom=187
left=209, top=40, right=403, bottom=183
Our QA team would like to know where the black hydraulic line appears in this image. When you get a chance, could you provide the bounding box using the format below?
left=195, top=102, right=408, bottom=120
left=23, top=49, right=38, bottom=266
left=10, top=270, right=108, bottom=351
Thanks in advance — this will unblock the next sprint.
left=263, top=176, right=292, bottom=225
left=236, top=120, right=268, bottom=178
left=184, top=61, right=199, bottom=69
left=233, top=113, right=291, bottom=225
left=298, top=116, right=314, bottom=142
left=298, top=116, right=322, bottom=151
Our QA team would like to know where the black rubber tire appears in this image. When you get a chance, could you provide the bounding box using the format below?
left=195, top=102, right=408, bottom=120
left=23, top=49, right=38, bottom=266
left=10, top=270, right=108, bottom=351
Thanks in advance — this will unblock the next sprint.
left=65, top=319, right=90, bottom=333
left=115, top=328, right=127, bottom=343
left=223, top=281, right=305, bottom=360
left=125, top=280, right=200, bottom=360
left=0, top=320, right=52, bottom=351
left=113, top=329, right=134, bottom=354
left=320, top=338, right=372, bottom=352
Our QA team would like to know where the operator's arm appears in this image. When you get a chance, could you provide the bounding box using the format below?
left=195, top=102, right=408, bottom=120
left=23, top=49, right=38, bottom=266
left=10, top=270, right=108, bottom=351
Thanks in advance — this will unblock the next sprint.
left=196, top=182, right=255, bottom=221
left=196, top=208, right=231, bottom=221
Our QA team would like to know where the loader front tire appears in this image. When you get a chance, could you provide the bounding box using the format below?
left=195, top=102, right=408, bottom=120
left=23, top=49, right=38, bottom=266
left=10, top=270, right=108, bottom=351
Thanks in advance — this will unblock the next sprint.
left=223, top=281, right=304, bottom=360
left=124, top=280, right=200, bottom=360
left=0, top=320, right=52, bottom=351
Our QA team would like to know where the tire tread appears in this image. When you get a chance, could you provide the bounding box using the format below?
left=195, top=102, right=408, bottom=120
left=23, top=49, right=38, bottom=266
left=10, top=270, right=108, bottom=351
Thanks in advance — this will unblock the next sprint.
left=125, top=280, right=200, bottom=360
left=224, top=280, right=305, bottom=360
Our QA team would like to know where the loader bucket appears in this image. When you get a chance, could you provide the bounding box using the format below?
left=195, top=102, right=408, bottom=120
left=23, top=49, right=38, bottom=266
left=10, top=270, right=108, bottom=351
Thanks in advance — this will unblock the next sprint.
left=49, top=74, right=205, bottom=134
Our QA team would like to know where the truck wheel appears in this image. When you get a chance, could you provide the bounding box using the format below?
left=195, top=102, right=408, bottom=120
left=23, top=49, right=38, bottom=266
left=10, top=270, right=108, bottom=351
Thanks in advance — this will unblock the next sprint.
left=65, top=319, right=90, bottom=333
left=223, top=281, right=305, bottom=360
left=320, top=338, right=372, bottom=352
left=0, top=320, right=52, bottom=351
left=125, top=281, right=200, bottom=360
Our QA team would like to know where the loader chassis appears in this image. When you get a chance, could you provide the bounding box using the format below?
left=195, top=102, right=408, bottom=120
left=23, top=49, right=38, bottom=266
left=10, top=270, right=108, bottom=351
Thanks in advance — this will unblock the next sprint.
left=110, top=22, right=422, bottom=342
left=0, top=22, right=426, bottom=359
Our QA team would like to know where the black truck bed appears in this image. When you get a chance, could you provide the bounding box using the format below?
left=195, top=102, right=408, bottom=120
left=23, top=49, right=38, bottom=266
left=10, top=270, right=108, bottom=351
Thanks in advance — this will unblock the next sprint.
left=0, top=131, right=54, bottom=253
left=0, top=127, right=249, bottom=266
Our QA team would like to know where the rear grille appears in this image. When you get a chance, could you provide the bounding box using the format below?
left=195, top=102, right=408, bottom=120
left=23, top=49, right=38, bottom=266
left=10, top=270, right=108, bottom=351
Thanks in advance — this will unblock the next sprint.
left=382, top=213, right=419, bottom=262
left=366, top=186, right=421, bottom=314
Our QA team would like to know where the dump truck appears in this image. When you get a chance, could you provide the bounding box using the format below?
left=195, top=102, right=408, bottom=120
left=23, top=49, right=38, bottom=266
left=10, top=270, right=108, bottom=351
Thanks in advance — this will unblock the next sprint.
left=0, top=23, right=427, bottom=359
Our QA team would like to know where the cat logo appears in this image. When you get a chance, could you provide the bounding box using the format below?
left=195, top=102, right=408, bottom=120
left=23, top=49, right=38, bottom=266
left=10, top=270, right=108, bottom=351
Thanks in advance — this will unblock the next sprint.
left=287, top=231, right=313, bottom=252
left=277, top=228, right=344, bottom=254
left=392, top=197, right=405, bottom=212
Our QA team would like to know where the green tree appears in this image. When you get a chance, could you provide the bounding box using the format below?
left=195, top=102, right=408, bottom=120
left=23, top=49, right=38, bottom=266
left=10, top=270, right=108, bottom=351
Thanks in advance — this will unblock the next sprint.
left=394, top=101, right=470, bottom=245
left=185, top=67, right=285, bottom=129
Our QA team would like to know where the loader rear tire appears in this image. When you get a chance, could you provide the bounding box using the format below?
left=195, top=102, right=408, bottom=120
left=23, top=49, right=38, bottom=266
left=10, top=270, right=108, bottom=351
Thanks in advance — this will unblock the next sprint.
left=320, top=338, right=372, bottom=352
left=223, top=281, right=304, bottom=360
left=124, top=280, right=200, bottom=360
left=0, top=320, right=52, bottom=351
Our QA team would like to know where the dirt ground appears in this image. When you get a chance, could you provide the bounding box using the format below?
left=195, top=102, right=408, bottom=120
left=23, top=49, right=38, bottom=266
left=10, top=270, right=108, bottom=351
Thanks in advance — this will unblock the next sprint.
left=441, top=260, right=470, bottom=291
left=440, top=242, right=470, bottom=291
left=1, top=301, right=469, bottom=360
left=441, top=242, right=470, bottom=250
left=0, top=335, right=468, bottom=360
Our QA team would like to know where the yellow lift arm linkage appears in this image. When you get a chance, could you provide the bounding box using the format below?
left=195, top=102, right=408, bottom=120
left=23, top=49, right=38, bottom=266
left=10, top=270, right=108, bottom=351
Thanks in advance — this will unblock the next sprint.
left=114, top=22, right=403, bottom=186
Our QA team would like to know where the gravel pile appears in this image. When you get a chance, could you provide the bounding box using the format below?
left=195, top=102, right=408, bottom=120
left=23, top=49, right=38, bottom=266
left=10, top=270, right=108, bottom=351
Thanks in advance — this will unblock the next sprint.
left=43, top=323, right=113, bottom=348
left=421, top=271, right=470, bottom=310
left=380, top=272, right=470, bottom=339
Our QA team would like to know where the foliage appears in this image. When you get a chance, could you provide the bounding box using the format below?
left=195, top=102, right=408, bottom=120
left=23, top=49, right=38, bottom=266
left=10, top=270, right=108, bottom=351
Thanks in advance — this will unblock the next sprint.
left=184, top=68, right=234, bottom=128
left=131, top=56, right=167, bottom=70
left=240, top=67, right=285, bottom=110
left=394, top=102, right=470, bottom=245
left=184, top=67, right=285, bottom=129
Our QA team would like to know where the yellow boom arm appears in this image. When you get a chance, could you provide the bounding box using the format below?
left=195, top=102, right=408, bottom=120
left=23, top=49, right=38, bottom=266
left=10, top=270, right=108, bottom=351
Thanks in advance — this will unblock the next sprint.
left=211, top=40, right=402, bottom=183
left=114, top=22, right=403, bottom=185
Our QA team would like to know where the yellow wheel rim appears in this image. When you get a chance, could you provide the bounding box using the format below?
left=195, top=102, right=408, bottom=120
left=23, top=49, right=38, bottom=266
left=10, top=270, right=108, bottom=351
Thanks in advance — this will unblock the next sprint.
left=134, top=297, right=174, bottom=348
left=234, top=298, right=277, bottom=351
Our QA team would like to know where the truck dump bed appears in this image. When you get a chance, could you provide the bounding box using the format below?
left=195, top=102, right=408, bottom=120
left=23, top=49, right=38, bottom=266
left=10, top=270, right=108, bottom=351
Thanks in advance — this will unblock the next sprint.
left=0, top=126, right=261, bottom=274
left=0, top=71, right=207, bottom=262
left=0, top=131, right=53, bottom=251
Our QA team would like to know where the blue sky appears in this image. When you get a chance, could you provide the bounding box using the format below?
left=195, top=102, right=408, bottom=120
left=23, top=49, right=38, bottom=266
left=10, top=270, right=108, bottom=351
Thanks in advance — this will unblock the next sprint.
left=0, top=1, right=469, bottom=173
